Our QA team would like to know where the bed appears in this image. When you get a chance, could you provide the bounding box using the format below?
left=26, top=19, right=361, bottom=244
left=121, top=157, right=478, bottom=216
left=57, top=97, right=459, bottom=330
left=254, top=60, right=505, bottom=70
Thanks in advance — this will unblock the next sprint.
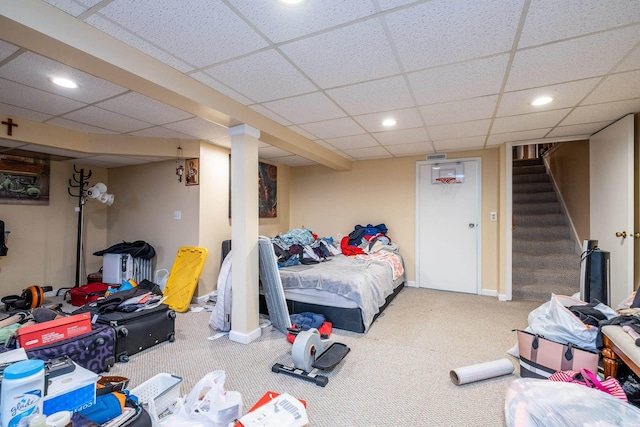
left=257, top=240, right=405, bottom=333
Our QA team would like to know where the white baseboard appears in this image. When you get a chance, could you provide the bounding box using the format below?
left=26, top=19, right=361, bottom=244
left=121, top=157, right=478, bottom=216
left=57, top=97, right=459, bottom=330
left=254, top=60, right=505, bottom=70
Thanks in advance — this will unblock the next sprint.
left=405, top=281, right=417, bottom=288
left=191, top=294, right=210, bottom=304
left=498, top=294, right=511, bottom=301
left=481, top=289, right=498, bottom=297
left=229, top=327, right=262, bottom=344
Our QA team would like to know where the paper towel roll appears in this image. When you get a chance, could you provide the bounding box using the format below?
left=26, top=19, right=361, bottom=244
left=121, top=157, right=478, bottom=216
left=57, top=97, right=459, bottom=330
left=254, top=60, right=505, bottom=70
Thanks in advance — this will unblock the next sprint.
left=450, top=358, right=514, bottom=385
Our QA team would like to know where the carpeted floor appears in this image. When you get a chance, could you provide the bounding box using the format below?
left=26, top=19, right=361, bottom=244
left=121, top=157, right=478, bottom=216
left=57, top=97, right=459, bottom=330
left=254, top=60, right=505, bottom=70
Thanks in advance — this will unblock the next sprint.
left=100, top=287, right=540, bottom=426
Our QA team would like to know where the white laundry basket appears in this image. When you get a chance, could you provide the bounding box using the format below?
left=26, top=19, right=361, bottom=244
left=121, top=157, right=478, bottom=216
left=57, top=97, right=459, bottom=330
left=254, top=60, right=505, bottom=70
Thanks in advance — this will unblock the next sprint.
left=130, top=373, right=182, bottom=416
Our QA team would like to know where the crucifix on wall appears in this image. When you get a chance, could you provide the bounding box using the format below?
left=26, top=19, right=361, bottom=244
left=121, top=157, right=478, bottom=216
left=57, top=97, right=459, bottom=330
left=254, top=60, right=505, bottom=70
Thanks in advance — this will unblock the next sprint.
left=1, top=118, right=19, bottom=136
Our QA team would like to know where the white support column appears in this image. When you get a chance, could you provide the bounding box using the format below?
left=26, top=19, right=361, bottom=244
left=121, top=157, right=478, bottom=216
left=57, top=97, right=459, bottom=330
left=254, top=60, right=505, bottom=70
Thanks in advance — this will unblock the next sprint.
left=228, top=124, right=261, bottom=344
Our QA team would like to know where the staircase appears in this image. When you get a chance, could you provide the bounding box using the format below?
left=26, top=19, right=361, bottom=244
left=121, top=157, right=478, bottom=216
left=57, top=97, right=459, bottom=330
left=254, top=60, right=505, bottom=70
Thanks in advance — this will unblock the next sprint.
left=512, top=158, right=581, bottom=301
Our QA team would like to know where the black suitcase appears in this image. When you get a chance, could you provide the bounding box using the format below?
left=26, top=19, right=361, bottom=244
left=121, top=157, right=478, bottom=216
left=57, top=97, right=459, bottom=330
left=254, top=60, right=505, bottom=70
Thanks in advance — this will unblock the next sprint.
left=1, top=323, right=117, bottom=374
left=76, top=304, right=176, bottom=363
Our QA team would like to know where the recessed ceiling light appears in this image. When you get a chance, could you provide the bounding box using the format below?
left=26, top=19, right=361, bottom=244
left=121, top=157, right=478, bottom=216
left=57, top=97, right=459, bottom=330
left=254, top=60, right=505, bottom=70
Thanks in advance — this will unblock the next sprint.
left=531, top=96, right=553, bottom=106
left=278, top=0, right=305, bottom=5
left=51, top=77, right=78, bottom=88
left=382, top=118, right=397, bottom=127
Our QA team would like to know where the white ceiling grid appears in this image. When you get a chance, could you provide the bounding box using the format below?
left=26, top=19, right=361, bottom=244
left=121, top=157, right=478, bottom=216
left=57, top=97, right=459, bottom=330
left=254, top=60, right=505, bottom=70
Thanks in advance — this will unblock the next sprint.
left=0, top=0, right=637, bottom=168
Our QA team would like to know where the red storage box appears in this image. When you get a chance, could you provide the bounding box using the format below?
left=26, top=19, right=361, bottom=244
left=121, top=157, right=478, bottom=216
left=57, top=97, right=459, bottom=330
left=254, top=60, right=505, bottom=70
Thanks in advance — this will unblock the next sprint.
left=15, top=313, right=92, bottom=350
left=68, top=282, right=110, bottom=306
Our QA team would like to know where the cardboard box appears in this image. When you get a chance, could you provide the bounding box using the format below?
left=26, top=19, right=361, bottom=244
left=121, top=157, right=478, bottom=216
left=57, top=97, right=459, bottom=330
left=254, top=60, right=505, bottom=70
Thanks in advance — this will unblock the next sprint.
left=44, top=362, right=98, bottom=415
left=15, top=313, right=92, bottom=350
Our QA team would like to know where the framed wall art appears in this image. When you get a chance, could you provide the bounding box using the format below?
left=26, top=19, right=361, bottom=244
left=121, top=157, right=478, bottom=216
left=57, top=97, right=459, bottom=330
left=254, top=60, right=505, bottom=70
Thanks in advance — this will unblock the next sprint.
left=0, top=154, right=50, bottom=205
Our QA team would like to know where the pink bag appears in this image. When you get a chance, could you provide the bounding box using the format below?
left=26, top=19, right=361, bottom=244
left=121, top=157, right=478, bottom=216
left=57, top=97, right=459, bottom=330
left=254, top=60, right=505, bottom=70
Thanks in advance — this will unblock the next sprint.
left=549, top=369, right=628, bottom=402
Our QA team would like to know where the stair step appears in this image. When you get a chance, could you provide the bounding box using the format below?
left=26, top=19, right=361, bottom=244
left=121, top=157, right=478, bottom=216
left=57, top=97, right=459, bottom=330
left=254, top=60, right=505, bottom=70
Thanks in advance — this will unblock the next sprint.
left=514, top=192, right=557, bottom=203
left=513, top=164, right=546, bottom=175
left=513, top=225, right=570, bottom=239
left=512, top=284, right=580, bottom=302
left=513, top=173, right=550, bottom=184
left=513, top=182, right=554, bottom=193
left=513, top=267, right=580, bottom=284
left=514, top=159, right=544, bottom=167
left=514, top=213, right=566, bottom=227
left=512, top=253, right=580, bottom=269
left=513, top=238, right=575, bottom=253
left=513, top=202, right=561, bottom=215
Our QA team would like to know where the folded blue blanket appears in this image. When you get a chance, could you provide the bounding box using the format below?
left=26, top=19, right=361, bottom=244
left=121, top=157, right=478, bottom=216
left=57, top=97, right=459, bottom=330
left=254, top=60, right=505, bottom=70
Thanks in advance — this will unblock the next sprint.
left=290, top=312, right=325, bottom=330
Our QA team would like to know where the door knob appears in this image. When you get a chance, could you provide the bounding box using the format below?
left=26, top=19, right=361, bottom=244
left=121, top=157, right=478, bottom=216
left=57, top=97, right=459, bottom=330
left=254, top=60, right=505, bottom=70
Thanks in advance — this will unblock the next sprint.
left=468, top=223, right=476, bottom=229
left=616, top=231, right=627, bottom=238
left=634, top=232, right=640, bottom=239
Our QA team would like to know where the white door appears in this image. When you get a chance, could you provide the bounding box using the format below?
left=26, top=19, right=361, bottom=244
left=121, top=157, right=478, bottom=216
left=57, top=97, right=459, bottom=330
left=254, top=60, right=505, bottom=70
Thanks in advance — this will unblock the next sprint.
left=416, top=159, right=480, bottom=293
left=590, top=114, right=635, bottom=307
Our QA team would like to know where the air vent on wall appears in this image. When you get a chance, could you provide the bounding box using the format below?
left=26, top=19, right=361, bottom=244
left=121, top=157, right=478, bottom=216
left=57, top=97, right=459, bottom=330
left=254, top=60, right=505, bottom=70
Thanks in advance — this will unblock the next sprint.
left=426, top=153, right=447, bottom=161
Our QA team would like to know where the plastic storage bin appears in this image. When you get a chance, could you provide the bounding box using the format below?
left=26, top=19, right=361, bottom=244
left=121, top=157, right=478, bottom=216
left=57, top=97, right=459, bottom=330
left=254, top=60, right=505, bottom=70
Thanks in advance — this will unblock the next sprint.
left=130, top=373, right=182, bottom=416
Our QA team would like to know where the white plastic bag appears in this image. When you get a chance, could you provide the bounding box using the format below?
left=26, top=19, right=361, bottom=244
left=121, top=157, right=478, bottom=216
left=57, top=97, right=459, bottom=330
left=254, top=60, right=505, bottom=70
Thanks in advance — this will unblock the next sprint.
left=505, top=378, right=640, bottom=426
left=154, top=269, right=169, bottom=292
left=526, top=294, right=616, bottom=352
left=185, top=371, right=242, bottom=426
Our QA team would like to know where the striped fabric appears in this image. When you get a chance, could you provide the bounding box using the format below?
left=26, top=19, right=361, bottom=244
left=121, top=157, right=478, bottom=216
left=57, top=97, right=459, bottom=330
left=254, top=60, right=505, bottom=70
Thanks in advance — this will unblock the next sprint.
left=258, top=236, right=292, bottom=335
left=548, top=369, right=628, bottom=402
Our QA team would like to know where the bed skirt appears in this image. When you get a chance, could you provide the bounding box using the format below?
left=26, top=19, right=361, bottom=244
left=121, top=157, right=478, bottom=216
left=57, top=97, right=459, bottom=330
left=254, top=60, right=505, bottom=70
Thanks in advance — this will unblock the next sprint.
left=259, top=282, right=405, bottom=333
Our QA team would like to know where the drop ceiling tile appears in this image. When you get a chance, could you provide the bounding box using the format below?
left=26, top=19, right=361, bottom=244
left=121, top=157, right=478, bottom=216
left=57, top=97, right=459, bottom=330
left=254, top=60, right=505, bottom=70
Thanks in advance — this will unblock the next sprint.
left=324, top=134, right=379, bottom=150
left=386, top=0, right=523, bottom=71
left=353, top=107, right=423, bottom=133
left=261, top=93, right=345, bottom=124
left=129, top=126, right=195, bottom=139
left=485, top=128, right=551, bottom=146
left=492, top=108, right=572, bottom=134
left=429, top=119, right=491, bottom=141
left=259, top=146, right=292, bottom=159
left=373, top=127, right=429, bottom=145
left=164, top=117, right=229, bottom=140
left=420, top=96, right=498, bottom=126
left=378, top=0, right=422, bottom=11
left=47, top=117, right=118, bottom=134
left=385, top=141, right=433, bottom=156
left=228, top=0, right=376, bottom=44
left=250, top=105, right=293, bottom=126
left=85, top=15, right=195, bottom=73
left=279, top=19, right=401, bottom=88
left=20, top=144, right=85, bottom=158
left=582, top=70, right=640, bottom=105
left=299, top=118, right=364, bottom=140
left=204, top=50, right=316, bottom=103
left=287, top=126, right=317, bottom=140
left=326, top=75, right=414, bottom=116
left=0, top=40, right=20, bottom=61
left=498, top=79, right=600, bottom=116
left=96, top=92, right=194, bottom=125
left=433, top=136, right=486, bottom=151
left=62, top=106, right=152, bottom=133
left=84, top=155, right=150, bottom=167
left=507, top=26, right=640, bottom=91
left=618, top=46, right=640, bottom=72
left=561, top=98, right=640, bottom=126
left=0, top=52, right=127, bottom=103
left=44, top=0, right=102, bottom=17
left=546, top=122, right=611, bottom=138
left=519, top=0, right=640, bottom=48
left=342, top=146, right=390, bottom=160
left=0, top=103, right=53, bottom=122
left=95, top=0, right=268, bottom=68
left=191, top=70, right=255, bottom=104
left=408, top=55, right=508, bottom=105
left=0, top=78, right=86, bottom=115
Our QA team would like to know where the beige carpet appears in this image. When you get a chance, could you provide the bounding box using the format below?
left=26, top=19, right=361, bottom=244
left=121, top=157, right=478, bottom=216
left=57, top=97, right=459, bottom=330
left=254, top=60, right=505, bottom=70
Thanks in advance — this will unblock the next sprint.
left=101, top=288, right=540, bottom=426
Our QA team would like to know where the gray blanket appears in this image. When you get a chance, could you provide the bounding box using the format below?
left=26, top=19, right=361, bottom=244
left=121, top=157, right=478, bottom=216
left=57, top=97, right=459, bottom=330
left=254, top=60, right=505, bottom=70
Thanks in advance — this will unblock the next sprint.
left=278, top=253, right=404, bottom=332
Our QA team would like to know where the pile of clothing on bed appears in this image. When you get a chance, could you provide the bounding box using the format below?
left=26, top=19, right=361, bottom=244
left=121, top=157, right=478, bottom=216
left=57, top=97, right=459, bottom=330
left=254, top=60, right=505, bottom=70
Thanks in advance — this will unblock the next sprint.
left=271, top=228, right=341, bottom=268
left=341, top=223, right=399, bottom=255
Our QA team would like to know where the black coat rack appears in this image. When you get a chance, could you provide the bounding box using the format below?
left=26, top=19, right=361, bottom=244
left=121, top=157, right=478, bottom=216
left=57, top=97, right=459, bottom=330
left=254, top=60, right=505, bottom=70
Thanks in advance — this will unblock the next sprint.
left=68, top=166, right=91, bottom=288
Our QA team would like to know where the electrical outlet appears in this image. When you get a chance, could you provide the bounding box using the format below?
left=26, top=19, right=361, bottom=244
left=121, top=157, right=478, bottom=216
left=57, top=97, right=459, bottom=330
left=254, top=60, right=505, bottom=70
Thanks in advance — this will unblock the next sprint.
left=490, top=212, right=498, bottom=222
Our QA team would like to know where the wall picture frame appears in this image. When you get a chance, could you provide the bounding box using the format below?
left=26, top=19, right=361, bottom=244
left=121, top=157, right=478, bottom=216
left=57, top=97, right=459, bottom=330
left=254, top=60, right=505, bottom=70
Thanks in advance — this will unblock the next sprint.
left=185, top=158, right=199, bottom=186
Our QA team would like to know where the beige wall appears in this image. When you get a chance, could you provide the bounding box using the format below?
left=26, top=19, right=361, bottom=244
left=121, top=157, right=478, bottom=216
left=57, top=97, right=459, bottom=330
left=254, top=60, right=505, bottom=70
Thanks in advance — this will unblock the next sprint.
left=0, top=161, right=108, bottom=296
left=107, top=143, right=292, bottom=297
left=289, top=148, right=501, bottom=291
left=546, top=140, right=590, bottom=242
